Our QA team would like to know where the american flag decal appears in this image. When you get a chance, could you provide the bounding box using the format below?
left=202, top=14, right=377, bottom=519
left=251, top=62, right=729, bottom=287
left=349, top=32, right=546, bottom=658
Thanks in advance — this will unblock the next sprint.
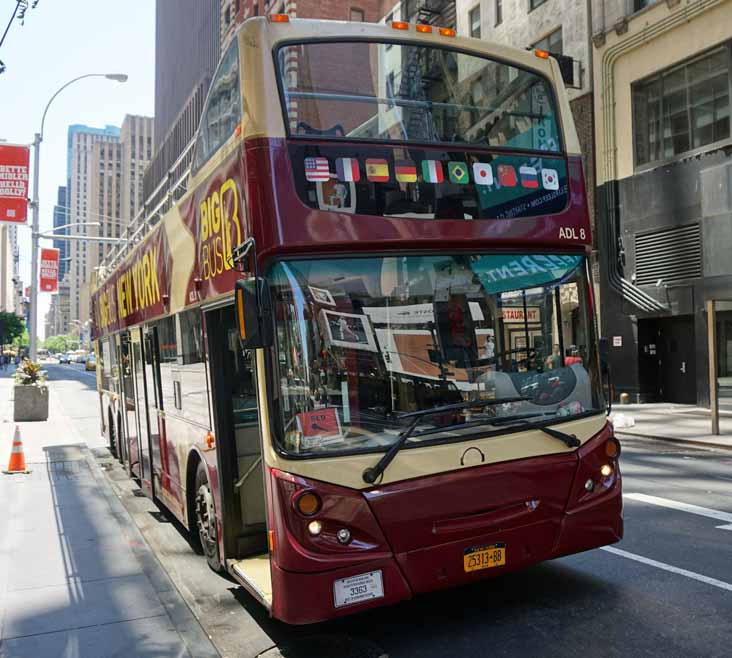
left=304, top=156, right=330, bottom=182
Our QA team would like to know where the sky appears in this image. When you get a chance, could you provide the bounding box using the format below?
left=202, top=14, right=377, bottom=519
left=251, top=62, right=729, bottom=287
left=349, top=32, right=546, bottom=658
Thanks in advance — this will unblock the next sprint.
left=0, top=0, right=155, bottom=339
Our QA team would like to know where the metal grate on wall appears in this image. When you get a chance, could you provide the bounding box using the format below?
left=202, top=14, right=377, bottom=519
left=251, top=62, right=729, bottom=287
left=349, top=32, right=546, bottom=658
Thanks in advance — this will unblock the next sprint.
left=634, top=223, right=702, bottom=286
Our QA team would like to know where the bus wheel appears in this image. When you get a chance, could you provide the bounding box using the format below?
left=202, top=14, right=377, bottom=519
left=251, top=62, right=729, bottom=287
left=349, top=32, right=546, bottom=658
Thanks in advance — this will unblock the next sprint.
left=194, top=462, right=223, bottom=572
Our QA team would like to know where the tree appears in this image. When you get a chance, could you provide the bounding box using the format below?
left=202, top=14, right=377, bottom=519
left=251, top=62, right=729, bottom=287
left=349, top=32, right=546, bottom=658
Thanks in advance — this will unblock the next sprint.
left=0, top=312, right=26, bottom=346
left=44, top=335, right=69, bottom=353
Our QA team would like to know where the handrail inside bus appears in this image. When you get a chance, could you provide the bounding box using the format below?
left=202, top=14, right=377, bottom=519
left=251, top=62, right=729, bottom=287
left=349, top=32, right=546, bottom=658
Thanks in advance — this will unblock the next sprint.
left=285, top=90, right=550, bottom=122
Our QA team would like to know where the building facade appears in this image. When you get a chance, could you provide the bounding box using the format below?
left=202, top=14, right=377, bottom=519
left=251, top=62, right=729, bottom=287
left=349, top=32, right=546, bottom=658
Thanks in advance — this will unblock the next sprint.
left=53, top=186, right=69, bottom=280
left=143, top=0, right=220, bottom=216
left=592, top=0, right=732, bottom=405
left=66, top=124, right=121, bottom=324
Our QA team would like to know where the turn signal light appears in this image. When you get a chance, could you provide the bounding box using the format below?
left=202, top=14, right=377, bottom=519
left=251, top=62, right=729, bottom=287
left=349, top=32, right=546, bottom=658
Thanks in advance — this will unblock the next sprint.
left=391, top=20, right=409, bottom=30
left=534, top=49, right=550, bottom=59
left=295, top=490, right=322, bottom=516
left=439, top=27, right=456, bottom=37
left=605, top=437, right=621, bottom=459
left=269, top=13, right=290, bottom=22
left=416, top=24, right=433, bottom=33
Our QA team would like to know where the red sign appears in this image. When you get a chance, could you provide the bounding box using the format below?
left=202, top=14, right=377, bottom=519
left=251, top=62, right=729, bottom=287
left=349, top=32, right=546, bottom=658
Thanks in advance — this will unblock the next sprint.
left=40, top=248, right=60, bottom=292
left=0, top=144, right=30, bottom=224
left=296, top=408, right=341, bottom=438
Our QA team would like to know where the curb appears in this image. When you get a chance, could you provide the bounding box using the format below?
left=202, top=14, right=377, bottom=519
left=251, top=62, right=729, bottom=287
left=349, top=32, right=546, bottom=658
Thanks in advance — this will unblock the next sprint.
left=82, top=444, right=222, bottom=658
left=615, top=430, right=732, bottom=452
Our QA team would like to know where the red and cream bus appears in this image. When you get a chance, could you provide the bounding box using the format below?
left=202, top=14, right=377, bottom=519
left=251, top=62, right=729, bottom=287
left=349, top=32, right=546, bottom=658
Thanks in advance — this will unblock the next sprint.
left=92, top=16, right=622, bottom=625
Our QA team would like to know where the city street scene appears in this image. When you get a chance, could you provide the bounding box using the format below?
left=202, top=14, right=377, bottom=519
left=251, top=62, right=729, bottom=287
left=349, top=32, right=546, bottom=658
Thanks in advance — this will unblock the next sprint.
left=1, top=0, right=732, bottom=656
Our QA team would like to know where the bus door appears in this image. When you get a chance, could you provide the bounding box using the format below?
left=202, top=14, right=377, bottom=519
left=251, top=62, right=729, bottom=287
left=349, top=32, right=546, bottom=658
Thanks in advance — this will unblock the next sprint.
left=119, top=331, right=138, bottom=477
left=129, top=328, right=154, bottom=497
left=205, top=304, right=268, bottom=559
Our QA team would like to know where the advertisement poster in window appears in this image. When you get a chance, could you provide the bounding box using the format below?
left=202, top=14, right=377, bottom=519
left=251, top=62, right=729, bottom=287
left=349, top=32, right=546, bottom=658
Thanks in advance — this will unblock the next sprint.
left=322, top=310, right=378, bottom=352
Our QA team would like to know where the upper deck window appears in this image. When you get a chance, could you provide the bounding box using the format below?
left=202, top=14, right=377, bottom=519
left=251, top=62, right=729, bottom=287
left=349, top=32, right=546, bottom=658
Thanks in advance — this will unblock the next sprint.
left=277, top=41, right=562, bottom=153
left=193, top=39, right=242, bottom=172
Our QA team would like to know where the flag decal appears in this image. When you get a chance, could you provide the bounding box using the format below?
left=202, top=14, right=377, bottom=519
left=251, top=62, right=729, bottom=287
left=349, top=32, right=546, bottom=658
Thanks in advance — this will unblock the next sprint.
left=448, top=161, right=469, bottom=184
left=304, top=157, right=330, bottom=182
left=472, top=163, right=493, bottom=186
left=335, top=157, right=360, bottom=182
left=395, top=160, right=417, bottom=183
left=519, top=165, right=539, bottom=189
left=421, top=160, right=444, bottom=183
left=366, top=158, right=390, bottom=182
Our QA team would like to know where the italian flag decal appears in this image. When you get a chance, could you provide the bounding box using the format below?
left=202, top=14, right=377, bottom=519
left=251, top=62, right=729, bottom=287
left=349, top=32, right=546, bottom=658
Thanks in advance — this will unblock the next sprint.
left=421, top=160, right=444, bottom=183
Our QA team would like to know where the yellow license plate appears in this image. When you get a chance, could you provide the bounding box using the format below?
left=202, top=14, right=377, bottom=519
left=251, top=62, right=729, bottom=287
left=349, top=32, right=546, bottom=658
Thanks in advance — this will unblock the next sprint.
left=463, top=543, right=506, bottom=573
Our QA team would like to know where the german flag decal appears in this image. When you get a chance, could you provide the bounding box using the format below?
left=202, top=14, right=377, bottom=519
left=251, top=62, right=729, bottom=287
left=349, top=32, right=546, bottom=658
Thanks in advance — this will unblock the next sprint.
left=395, top=160, right=417, bottom=183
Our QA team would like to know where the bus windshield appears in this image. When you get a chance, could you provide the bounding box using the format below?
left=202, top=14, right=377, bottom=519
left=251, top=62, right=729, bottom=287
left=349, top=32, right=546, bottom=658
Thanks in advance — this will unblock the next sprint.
left=277, top=40, right=562, bottom=151
left=269, top=254, right=604, bottom=456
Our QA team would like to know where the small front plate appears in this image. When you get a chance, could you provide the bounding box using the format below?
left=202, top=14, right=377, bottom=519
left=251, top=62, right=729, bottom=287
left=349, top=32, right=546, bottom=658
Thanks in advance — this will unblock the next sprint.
left=333, top=570, right=384, bottom=608
left=464, top=543, right=506, bottom=573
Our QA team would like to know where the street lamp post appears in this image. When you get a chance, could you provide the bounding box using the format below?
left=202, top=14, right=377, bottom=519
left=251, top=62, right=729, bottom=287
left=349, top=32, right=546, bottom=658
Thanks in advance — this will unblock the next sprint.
left=29, top=73, right=127, bottom=361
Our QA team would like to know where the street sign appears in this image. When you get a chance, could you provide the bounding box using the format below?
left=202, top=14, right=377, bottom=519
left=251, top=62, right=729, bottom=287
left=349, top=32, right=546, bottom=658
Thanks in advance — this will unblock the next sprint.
left=0, top=144, right=30, bottom=225
left=40, top=247, right=60, bottom=292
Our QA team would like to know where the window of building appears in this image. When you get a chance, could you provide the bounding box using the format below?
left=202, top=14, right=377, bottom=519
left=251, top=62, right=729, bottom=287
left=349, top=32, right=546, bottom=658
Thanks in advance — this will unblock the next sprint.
left=533, top=28, right=562, bottom=55
left=633, top=0, right=660, bottom=11
left=193, top=38, right=242, bottom=172
left=495, top=0, right=502, bottom=25
left=469, top=5, right=481, bottom=38
left=633, top=45, right=731, bottom=166
left=530, top=0, right=547, bottom=10
left=350, top=7, right=365, bottom=21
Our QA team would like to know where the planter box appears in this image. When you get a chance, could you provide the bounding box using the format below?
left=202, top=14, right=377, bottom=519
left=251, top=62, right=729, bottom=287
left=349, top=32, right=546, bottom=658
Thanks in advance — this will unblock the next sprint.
left=14, top=384, right=49, bottom=422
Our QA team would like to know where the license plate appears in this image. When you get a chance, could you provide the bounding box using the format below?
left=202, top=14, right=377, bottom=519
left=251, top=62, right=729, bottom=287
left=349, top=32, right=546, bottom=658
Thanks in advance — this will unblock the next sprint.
left=463, top=543, right=506, bottom=573
left=333, top=570, right=384, bottom=608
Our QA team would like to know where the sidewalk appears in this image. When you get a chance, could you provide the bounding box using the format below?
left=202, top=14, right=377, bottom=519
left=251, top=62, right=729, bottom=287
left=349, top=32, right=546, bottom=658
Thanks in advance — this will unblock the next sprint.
left=0, top=370, right=219, bottom=658
left=610, top=402, right=732, bottom=450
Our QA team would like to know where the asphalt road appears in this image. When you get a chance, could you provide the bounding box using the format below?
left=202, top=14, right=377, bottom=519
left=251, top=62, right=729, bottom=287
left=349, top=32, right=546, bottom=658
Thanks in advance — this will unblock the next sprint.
left=44, top=362, right=732, bottom=658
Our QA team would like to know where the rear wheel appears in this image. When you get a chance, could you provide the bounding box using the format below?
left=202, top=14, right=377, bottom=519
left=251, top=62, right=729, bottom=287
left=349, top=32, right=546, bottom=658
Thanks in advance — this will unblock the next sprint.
left=194, top=461, right=223, bottom=572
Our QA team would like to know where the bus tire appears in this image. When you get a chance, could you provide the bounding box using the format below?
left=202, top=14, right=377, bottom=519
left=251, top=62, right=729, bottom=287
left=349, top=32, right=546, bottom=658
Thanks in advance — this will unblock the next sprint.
left=194, top=461, right=223, bottom=573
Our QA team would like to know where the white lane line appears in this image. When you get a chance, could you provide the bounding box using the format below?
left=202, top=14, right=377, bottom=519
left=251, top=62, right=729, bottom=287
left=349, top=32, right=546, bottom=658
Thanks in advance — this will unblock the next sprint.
left=601, top=546, right=732, bottom=593
left=625, top=492, right=732, bottom=531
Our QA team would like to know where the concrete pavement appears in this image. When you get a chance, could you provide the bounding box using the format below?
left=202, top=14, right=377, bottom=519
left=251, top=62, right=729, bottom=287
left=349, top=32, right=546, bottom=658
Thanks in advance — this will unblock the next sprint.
left=610, top=402, right=732, bottom=450
left=0, top=366, right=219, bottom=658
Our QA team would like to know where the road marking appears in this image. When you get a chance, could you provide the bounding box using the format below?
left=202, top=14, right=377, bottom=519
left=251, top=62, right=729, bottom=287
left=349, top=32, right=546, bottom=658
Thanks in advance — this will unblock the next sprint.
left=625, top=492, right=732, bottom=530
left=601, top=546, right=732, bottom=592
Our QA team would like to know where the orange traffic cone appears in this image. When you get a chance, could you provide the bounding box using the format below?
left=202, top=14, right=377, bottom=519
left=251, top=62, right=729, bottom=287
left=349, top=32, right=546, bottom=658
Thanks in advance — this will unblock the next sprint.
left=3, top=425, right=31, bottom=474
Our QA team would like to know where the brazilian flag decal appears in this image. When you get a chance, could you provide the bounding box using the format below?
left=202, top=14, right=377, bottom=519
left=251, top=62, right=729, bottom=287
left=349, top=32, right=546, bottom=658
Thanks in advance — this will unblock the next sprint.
left=448, top=161, right=469, bottom=184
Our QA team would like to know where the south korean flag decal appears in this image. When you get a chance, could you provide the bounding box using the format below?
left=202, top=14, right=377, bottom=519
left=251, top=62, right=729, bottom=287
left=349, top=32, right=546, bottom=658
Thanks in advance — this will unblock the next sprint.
left=541, top=168, right=559, bottom=190
left=473, top=162, right=493, bottom=186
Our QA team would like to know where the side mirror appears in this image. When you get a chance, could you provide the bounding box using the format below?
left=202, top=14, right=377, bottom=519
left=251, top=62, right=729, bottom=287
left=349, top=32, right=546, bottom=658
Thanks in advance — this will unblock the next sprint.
left=235, top=277, right=273, bottom=349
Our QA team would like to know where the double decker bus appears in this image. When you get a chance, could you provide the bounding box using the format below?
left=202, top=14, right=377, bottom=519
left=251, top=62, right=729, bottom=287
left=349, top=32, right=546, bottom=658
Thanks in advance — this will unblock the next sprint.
left=92, top=16, right=622, bottom=625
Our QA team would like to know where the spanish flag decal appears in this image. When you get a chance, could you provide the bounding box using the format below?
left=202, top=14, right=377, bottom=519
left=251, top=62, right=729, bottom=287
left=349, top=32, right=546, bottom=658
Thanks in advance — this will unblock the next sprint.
left=366, top=158, right=389, bottom=182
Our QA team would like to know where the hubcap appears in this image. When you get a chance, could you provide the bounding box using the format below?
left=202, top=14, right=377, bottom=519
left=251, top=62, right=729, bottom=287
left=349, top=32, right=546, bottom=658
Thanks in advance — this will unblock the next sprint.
left=195, top=483, right=216, bottom=548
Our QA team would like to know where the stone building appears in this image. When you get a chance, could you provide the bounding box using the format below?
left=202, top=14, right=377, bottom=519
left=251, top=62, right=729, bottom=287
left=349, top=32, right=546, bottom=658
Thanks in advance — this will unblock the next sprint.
left=592, top=0, right=732, bottom=405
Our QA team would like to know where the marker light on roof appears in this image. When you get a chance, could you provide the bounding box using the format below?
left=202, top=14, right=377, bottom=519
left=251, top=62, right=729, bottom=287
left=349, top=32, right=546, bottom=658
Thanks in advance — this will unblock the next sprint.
left=534, top=49, right=550, bottom=59
left=416, top=24, right=432, bottom=33
left=391, top=20, right=409, bottom=30
left=439, top=27, right=456, bottom=37
left=268, top=13, right=290, bottom=22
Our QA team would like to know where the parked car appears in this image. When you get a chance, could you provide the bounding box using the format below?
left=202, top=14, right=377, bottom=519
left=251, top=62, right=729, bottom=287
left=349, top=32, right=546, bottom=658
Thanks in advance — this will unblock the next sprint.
left=58, top=353, right=71, bottom=364
left=85, top=355, right=96, bottom=371
left=75, top=352, right=87, bottom=364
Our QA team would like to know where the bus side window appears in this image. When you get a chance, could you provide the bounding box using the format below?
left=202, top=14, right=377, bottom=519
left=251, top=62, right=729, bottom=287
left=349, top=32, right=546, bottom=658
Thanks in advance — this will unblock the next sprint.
left=154, top=316, right=178, bottom=412
left=192, top=38, right=242, bottom=172
left=177, top=309, right=211, bottom=428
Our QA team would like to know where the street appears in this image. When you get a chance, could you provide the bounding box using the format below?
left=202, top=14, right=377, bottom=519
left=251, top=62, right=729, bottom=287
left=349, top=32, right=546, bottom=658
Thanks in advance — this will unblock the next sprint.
left=27, top=363, right=732, bottom=658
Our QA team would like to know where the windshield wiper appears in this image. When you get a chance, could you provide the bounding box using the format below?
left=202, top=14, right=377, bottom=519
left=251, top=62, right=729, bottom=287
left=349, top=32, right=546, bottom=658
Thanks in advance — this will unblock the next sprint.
left=487, top=416, right=581, bottom=448
left=362, top=397, right=529, bottom=484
